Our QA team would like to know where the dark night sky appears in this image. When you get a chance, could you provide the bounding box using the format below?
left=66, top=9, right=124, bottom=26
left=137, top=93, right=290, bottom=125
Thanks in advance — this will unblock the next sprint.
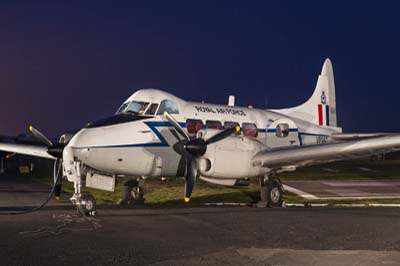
left=1, top=1, right=399, bottom=137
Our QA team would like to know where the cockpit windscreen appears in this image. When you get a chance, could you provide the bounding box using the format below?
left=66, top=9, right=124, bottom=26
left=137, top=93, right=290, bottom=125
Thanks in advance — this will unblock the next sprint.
left=116, top=101, right=149, bottom=115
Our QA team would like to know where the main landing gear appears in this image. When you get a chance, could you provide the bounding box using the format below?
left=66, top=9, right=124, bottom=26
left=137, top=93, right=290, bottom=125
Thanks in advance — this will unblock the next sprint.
left=258, top=171, right=284, bottom=207
left=118, top=177, right=145, bottom=205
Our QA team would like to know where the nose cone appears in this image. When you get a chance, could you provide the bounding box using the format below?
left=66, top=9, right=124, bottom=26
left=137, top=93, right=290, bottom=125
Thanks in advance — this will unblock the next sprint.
left=68, top=128, right=93, bottom=148
left=65, top=128, right=93, bottom=164
left=65, top=122, right=161, bottom=177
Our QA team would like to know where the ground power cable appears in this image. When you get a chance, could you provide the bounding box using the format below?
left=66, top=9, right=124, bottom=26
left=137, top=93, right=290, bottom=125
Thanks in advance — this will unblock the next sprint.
left=0, top=159, right=62, bottom=215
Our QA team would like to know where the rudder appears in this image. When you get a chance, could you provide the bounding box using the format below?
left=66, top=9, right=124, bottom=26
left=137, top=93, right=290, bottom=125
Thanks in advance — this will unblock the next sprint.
left=276, top=58, right=338, bottom=127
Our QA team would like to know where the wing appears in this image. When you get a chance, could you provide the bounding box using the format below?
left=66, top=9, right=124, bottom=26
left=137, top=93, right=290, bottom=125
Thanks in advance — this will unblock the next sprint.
left=0, top=143, right=55, bottom=160
left=330, top=133, right=393, bottom=141
left=252, top=135, right=400, bottom=169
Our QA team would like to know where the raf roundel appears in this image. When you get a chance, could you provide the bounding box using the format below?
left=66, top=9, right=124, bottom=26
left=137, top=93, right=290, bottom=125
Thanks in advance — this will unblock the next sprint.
left=321, top=91, right=327, bottom=105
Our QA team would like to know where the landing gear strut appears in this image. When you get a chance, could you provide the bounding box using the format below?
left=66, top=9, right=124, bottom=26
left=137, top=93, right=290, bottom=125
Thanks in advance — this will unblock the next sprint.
left=70, top=178, right=97, bottom=216
left=259, top=171, right=284, bottom=207
left=68, top=162, right=97, bottom=216
left=64, top=147, right=97, bottom=216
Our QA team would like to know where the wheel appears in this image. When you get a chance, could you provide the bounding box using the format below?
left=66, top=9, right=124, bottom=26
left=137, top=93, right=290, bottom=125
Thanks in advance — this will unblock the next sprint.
left=76, top=194, right=97, bottom=216
left=266, top=180, right=283, bottom=207
left=130, top=186, right=144, bottom=204
left=130, top=186, right=143, bottom=201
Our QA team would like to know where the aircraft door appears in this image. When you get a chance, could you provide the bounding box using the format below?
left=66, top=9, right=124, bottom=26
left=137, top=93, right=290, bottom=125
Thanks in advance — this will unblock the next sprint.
left=266, top=118, right=300, bottom=148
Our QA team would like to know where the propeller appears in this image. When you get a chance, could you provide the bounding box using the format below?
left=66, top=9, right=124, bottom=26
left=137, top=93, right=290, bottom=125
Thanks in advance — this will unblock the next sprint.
left=28, top=126, right=64, bottom=200
left=163, top=112, right=240, bottom=202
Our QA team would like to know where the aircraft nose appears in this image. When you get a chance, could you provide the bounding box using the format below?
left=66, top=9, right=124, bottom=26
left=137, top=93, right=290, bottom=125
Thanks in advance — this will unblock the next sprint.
left=67, top=128, right=86, bottom=148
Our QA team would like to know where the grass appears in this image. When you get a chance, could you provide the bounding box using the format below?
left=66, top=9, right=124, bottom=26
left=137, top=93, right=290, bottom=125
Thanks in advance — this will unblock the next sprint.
left=39, top=175, right=262, bottom=205
left=33, top=158, right=400, bottom=205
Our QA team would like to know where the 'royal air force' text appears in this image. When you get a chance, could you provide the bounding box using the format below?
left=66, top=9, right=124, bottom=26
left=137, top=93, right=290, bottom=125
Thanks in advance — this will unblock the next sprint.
left=194, top=106, right=246, bottom=116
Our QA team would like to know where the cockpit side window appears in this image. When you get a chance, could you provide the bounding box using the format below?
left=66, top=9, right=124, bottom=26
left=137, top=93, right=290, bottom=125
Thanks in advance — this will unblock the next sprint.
left=156, top=100, right=179, bottom=115
left=145, top=103, right=159, bottom=115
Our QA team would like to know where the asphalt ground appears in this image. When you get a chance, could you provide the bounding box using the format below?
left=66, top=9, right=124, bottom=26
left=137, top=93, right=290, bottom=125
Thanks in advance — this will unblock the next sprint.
left=2, top=175, right=400, bottom=265
left=0, top=174, right=70, bottom=208
left=2, top=206, right=400, bottom=266
left=284, top=180, right=400, bottom=199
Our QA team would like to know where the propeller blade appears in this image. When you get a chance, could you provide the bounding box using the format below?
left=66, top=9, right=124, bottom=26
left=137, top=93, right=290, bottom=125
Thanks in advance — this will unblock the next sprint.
left=184, top=157, right=197, bottom=202
left=205, top=126, right=240, bottom=145
left=163, top=112, right=190, bottom=141
left=29, top=126, right=53, bottom=147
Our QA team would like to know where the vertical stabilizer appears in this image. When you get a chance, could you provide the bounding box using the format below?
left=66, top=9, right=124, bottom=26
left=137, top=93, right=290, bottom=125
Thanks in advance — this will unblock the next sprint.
left=275, top=58, right=338, bottom=127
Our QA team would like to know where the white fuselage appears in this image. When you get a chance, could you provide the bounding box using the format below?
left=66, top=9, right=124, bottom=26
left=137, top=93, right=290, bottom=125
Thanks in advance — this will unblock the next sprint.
left=66, top=89, right=341, bottom=180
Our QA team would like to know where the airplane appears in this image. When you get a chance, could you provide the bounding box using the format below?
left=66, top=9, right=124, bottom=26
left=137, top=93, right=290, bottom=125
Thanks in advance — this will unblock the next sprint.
left=1, top=58, right=400, bottom=216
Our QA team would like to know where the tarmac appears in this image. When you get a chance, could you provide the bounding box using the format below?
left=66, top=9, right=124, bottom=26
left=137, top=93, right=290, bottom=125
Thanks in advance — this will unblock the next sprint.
left=284, top=180, right=400, bottom=200
left=3, top=174, right=400, bottom=266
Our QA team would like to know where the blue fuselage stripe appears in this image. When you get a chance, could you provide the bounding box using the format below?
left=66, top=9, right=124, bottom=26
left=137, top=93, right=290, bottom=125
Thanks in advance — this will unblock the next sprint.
left=81, top=120, right=330, bottom=149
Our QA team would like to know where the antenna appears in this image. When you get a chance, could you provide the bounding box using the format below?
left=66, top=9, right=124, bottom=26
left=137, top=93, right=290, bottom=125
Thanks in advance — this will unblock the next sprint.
left=228, top=95, right=235, bottom=106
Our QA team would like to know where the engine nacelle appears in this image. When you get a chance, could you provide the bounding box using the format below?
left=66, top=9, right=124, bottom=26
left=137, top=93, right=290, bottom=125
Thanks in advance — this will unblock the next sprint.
left=197, top=130, right=266, bottom=179
left=199, top=176, right=250, bottom=187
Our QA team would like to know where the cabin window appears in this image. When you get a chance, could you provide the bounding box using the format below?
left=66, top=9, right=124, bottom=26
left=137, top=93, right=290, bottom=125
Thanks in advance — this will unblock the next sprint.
left=206, top=120, right=223, bottom=130
left=224, top=121, right=240, bottom=135
left=276, top=123, right=290, bottom=138
left=156, top=100, right=179, bottom=115
left=186, top=119, right=203, bottom=134
left=145, top=103, right=159, bottom=115
left=242, top=123, right=258, bottom=137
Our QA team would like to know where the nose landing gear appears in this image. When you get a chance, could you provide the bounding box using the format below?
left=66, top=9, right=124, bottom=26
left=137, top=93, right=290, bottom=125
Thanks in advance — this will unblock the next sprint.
left=67, top=160, right=97, bottom=216
left=70, top=181, right=97, bottom=216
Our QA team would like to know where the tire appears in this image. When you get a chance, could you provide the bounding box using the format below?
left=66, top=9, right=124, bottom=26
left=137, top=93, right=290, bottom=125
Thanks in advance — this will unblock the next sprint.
left=77, top=194, right=97, bottom=216
left=266, top=180, right=283, bottom=207
left=130, top=186, right=144, bottom=204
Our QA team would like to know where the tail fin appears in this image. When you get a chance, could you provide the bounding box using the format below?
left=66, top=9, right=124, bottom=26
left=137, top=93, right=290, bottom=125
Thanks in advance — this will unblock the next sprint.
left=277, top=58, right=338, bottom=127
